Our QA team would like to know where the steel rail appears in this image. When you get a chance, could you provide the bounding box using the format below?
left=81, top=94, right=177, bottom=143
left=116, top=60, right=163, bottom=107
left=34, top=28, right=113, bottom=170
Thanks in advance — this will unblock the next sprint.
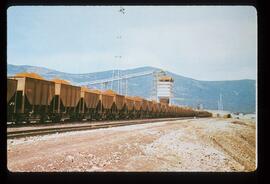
left=7, top=117, right=197, bottom=139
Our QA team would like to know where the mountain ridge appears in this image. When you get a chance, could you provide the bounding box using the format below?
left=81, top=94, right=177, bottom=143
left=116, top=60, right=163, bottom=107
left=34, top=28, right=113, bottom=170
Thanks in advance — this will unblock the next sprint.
left=8, top=64, right=254, bottom=82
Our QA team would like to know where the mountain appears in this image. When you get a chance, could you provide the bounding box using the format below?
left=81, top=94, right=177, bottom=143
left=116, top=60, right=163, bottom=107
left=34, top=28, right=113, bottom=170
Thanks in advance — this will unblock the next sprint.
left=7, top=64, right=256, bottom=113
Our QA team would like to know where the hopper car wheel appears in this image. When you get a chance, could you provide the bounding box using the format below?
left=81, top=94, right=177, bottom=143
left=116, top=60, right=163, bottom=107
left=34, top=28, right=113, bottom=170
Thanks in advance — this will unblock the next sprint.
left=14, top=116, right=22, bottom=125
left=77, top=116, right=83, bottom=122
left=69, top=116, right=76, bottom=122
left=39, top=117, right=45, bottom=124
left=39, top=114, right=48, bottom=123
left=51, top=115, right=61, bottom=123
left=95, top=114, right=102, bottom=121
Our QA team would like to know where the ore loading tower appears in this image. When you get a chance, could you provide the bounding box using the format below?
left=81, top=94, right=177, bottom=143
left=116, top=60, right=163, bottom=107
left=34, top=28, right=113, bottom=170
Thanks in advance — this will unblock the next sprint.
left=154, top=71, right=174, bottom=105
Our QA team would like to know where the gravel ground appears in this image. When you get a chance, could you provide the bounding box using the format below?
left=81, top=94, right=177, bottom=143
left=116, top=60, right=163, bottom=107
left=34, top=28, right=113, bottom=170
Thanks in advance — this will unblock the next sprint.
left=7, top=118, right=256, bottom=172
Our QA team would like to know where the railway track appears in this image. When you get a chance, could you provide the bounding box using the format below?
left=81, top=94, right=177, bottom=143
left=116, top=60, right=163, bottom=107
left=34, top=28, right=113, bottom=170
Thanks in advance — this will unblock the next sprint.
left=7, top=117, right=197, bottom=139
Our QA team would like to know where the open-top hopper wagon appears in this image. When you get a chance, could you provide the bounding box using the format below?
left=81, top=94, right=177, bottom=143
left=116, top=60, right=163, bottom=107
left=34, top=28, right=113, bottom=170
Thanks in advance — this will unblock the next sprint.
left=51, top=79, right=81, bottom=122
left=9, top=73, right=55, bottom=123
left=99, top=90, right=115, bottom=120
left=78, top=87, right=101, bottom=120
left=124, top=96, right=135, bottom=119
left=102, top=90, right=126, bottom=120
left=6, top=72, right=212, bottom=124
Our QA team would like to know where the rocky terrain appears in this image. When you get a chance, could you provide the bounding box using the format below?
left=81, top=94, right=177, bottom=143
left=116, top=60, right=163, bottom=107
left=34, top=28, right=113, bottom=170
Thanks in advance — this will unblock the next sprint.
left=8, top=117, right=256, bottom=172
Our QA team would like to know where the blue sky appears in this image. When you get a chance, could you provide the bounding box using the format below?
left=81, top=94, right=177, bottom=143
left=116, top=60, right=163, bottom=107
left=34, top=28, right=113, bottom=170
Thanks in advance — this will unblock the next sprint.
left=7, top=6, right=257, bottom=81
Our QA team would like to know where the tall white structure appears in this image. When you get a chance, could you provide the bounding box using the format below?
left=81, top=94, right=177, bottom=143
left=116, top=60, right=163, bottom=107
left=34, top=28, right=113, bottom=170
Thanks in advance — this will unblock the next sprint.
left=157, top=75, right=174, bottom=104
left=218, top=93, right=223, bottom=111
left=151, top=70, right=165, bottom=101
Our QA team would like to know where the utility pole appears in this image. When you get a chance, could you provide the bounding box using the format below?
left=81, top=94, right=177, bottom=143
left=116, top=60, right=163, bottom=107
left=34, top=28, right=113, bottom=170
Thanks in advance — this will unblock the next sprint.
left=118, top=69, right=120, bottom=94
left=125, top=78, right=128, bottom=96
left=112, top=6, right=126, bottom=94
left=111, top=70, right=114, bottom=90
left=220, top=93, right=223, bottom=110
left=218, top=93, right=223, bottom=110
left=151, top=71, right=159, bottom=101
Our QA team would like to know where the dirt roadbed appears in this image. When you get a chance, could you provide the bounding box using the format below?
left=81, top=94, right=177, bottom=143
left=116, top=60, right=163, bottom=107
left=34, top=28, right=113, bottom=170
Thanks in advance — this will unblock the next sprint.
left=7, top=118, right=256, bottom=172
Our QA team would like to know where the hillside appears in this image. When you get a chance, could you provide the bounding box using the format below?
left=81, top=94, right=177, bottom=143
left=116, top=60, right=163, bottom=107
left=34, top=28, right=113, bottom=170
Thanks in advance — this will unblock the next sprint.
left=7, top=64, right=256, bottom=113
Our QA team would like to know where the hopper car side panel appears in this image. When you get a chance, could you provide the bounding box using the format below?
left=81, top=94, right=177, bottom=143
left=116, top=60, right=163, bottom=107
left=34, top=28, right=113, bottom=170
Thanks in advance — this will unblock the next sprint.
left=112, top=94, right=126, bottom=119
left=79, top=91, right=101, bottom=120
left=9, top=77, right=55, bottom=123
left=125, top=98, right=135, bottom=111
left=52, top=83, right=81, bottom=121
left=115, top=95, right=125, bottom=111
left=123, top=97, right=136, bottom=119
left=84, top=92, right=100, bottom=109
left=141, top=99, right=148, bottom=112
left=59, top=84, right=81, bottom=107
left=97, top=94, right=114, bottom=120
left=24, top=77, right=55, bottom=106
left=134, top=100, right=142, bottom=111
left=7, top=79, right=18, bottom=103
left=148, top=101, right=153, bottom=112
left=101, top=94, right=114, bottom=110
left=7, top=79, right=18, bottom=122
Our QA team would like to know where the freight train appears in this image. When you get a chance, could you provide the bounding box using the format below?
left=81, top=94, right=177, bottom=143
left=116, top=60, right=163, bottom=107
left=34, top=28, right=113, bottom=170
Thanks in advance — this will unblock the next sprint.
left=7, top=73, right=212, bottom=124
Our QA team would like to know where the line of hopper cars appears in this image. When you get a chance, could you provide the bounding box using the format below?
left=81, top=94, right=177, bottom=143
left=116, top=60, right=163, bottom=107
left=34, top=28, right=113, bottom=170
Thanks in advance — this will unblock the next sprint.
left=7, top=73, right=212, bottom=124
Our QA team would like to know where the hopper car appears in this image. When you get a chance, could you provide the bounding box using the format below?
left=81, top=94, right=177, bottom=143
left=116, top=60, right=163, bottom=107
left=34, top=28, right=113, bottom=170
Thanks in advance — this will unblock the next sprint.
left=7, top=73, right=212, bottom=124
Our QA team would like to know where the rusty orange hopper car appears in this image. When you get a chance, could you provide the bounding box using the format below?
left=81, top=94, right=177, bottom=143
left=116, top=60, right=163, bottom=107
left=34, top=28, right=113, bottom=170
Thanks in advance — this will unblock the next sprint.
left=7, top=73, right=212, bottom=124
left=9, top=73, right=55, bottom=123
